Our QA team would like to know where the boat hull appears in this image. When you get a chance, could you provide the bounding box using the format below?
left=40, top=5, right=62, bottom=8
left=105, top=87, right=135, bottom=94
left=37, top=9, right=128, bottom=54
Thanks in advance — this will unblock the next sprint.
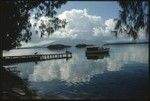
left=85, top=51, right=110, bottom=60
left=86, top=50, right=109, bottom=54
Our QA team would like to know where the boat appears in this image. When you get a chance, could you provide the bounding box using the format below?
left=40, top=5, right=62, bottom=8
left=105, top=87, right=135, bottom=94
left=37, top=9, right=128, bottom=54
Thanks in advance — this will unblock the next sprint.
left=86, top=46, right=109, bottom=54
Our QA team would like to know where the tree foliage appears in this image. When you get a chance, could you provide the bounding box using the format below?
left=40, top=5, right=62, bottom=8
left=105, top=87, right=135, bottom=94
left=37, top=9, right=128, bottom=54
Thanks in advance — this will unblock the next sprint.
left=112, top=0, right=149, bottom=40
left=0, top=1, right=67, bottom=50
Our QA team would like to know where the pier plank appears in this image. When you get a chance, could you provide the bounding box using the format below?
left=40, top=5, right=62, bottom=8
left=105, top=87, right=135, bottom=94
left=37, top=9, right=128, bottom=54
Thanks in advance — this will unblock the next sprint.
left=2, top=52, right=72, bottom=65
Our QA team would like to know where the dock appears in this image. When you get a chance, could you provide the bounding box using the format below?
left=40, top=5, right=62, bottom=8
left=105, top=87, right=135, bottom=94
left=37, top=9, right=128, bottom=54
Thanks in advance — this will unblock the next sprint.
left=2, top=51, right=72, bottom=65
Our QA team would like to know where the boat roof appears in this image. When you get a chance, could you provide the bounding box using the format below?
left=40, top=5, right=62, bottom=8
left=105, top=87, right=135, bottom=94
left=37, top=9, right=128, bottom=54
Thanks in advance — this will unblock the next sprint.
left=86, top=45, right=108, bottom=48
left=86, top=46, right=99, bottom=48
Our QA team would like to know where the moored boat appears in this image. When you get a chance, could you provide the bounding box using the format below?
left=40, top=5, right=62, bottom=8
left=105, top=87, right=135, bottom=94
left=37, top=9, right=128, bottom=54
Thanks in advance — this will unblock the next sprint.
left=86, top=46, right=109, bottom=54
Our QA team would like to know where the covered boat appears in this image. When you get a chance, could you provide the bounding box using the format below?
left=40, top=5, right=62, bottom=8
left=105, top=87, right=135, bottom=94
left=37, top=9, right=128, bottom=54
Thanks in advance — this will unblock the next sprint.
left=86, top=46, right=109, bottom=54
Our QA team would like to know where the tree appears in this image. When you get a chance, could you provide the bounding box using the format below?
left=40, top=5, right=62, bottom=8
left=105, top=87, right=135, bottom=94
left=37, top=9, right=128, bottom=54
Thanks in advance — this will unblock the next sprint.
left=0, top=1, right=67, bottom=51
left=0, top=1, right=67, bottom=63
left=112, top=0, right=149, bottom=40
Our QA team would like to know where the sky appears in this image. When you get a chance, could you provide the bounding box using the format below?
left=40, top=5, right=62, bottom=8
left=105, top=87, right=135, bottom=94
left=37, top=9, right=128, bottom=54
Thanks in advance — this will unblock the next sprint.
left=21, top=1, right=147, bottom=47
left=57, top=1, right=120, bottom=21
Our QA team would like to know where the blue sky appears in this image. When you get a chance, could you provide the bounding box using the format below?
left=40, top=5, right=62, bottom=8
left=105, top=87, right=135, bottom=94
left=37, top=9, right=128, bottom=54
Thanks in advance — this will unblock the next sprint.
left=22, top=1, right=147, bottom=47
left=57, top=1, right=120, bottom=21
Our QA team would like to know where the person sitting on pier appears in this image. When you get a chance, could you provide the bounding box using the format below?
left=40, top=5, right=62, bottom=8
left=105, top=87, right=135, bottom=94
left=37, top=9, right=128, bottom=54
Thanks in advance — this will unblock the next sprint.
left=66, top=50, right=70, bottom=54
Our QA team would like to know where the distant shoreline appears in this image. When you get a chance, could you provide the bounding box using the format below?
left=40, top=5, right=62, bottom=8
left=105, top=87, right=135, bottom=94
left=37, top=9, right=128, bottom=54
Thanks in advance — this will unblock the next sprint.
left=14, top=42, right=148, bottom=49
left=15, top=47, right=46, bottom=49
left=103, top=42, right=149, bottom=46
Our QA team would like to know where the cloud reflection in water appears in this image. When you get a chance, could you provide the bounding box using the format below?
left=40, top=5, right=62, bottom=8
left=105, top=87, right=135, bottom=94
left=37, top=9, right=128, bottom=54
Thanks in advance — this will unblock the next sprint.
left=27, top=45, right=148, bottom=84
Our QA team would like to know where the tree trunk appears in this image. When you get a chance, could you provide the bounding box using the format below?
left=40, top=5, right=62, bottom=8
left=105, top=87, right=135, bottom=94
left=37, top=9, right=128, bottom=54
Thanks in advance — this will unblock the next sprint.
left=0, top=50, right=3, bottom=67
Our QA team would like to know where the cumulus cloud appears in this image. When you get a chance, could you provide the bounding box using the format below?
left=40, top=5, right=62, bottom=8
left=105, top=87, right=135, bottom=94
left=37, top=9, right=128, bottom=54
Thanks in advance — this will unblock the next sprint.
left=92, top=18, right=119, bottom=42
left=22, top=9, right=147, bottom=47
left=53, top=9, right=102, bottom=39
left=105, top=18, right=116, bottom=30
left=45, top=9, right=118, bottom=41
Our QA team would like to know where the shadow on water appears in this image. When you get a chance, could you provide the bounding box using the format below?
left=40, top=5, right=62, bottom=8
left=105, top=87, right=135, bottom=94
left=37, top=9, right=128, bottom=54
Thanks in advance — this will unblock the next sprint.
left=0, top=66, right=44, bottom=100
left=26, top=62, right=149, bottom=100
left=72, top=63, right=149, bottom=100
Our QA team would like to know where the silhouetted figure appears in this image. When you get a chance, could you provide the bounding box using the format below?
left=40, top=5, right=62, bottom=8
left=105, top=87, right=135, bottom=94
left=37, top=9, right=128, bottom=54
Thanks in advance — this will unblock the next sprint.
left=65, top=49, right=68, bottom=53
left=34, top=52, right=38, bottom=55
left=66, top=49, right=71, bottom=54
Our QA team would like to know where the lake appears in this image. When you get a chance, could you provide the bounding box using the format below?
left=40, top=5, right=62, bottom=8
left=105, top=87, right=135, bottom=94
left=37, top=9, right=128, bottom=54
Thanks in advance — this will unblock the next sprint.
left=3, top=44, right=149, bottom=100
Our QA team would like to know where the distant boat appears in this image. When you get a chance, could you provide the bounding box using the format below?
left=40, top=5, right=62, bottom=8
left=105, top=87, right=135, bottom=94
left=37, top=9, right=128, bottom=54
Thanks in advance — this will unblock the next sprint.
left=86, top=46, right=109, bottom=54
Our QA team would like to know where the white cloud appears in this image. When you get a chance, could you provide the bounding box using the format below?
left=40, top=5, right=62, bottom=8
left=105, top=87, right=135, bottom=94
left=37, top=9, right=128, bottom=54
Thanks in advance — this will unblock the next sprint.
left=22, top=9, right=147, bottom=47
left=93, top=18, right=116, bottom=36
left=55, top=9, right=148, bottom=42
left=28, top=9, right=103, bottom=41
left=105, top=18, right=116, bottom=30
left=54, top=9, right=102, bottom=39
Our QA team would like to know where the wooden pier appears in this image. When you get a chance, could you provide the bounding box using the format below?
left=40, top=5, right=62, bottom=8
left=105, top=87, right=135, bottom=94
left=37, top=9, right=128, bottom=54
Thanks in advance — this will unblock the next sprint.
left=2, top=51, right=72, bottom=65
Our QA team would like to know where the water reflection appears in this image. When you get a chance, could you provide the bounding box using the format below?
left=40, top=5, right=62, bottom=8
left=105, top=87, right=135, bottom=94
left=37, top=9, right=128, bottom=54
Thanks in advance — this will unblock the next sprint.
left=105, top=45, right=148, bottom=71
left=4, top=44, right=148, bottom=99
left=86, top=53, right=110, bottom=60
left=29, top=56, right=106, bottom=84
left=7, top=45, right=148, bottom=84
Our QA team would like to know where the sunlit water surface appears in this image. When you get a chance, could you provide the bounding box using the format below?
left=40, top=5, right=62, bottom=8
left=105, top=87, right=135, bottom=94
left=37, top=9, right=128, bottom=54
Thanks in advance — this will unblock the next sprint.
left=3, top=44, right=149, bottom=100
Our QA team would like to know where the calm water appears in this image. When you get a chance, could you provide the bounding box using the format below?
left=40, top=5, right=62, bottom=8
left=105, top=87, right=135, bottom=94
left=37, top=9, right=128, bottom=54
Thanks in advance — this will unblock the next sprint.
left=3, top=44, right=149, bottom=100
